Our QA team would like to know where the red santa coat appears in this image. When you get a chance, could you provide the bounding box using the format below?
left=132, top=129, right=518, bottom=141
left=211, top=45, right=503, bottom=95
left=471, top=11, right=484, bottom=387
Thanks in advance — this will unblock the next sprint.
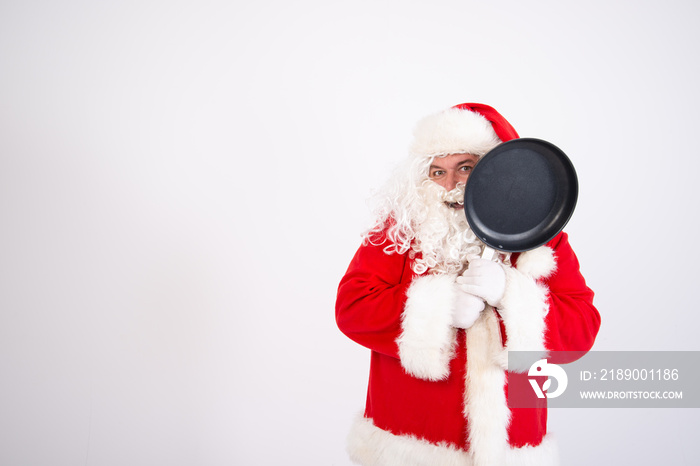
left=336, top=231, right=600, bottom=466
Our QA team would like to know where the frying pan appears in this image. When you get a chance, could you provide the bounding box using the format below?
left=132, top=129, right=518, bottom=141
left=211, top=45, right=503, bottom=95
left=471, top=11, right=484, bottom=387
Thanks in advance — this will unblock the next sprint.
left=463, top=138, right=578, bottom=256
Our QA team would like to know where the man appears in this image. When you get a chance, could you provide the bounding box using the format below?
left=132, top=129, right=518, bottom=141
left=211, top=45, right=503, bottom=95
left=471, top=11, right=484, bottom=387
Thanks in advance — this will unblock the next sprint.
left=335, top=103, right=601, bottom=466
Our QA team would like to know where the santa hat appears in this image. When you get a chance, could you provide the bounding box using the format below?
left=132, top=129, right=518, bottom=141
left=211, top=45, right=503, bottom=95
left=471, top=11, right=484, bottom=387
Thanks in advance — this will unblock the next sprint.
left=409, top=103, right=520, bottom=158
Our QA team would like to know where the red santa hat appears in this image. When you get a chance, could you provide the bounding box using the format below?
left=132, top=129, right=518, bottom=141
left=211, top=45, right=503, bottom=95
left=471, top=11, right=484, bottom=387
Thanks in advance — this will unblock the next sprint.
left=409, top=103, right=520, bottom=158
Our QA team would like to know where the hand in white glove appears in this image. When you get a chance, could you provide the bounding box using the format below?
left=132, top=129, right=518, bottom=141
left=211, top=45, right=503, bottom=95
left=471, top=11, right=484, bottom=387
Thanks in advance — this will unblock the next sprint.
left=456, top=259, right=507, bottom=308
left=452, top=290, right=485, bottom=329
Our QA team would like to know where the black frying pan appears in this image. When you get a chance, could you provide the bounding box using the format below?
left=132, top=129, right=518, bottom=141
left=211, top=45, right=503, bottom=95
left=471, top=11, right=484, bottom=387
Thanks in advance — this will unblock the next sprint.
left=463, top=138, right=578, bottom=253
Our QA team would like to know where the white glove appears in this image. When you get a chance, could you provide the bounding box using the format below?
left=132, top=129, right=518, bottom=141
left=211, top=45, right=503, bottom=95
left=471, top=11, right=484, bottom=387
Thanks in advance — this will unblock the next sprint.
left=452, top=290, right=485, bottom=329
left=456, top=258, right=507, bottom=308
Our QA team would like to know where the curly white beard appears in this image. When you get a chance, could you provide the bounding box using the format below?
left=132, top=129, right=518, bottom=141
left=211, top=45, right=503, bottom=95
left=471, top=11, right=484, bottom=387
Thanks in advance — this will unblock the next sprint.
left=409, top=181, right=484, bottom=275
left=366, top=156, right=487, bottom=275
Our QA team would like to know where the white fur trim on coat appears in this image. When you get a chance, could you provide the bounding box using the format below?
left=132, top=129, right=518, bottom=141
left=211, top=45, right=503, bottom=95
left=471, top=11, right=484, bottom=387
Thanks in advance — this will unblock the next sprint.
left=347, top=415, right=559, bottom=466
left=464, top=309, right=511, bottom=466
left=397, top=274, right=458, bottom=381
left=500, top=246, right=557, bottom=372
left=409, top=107, right=501, bottom=158
left=514, top=245, right=557, bottom=280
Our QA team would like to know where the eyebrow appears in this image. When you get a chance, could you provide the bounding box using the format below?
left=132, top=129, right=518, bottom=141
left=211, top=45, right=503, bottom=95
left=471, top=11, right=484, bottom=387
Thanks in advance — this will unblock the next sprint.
left=430, top=157, right=477, bottom=170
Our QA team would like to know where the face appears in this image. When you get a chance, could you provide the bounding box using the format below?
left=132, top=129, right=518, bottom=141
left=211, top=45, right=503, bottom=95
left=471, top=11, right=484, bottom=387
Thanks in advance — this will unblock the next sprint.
left=428, top=153, right=479, bottom=208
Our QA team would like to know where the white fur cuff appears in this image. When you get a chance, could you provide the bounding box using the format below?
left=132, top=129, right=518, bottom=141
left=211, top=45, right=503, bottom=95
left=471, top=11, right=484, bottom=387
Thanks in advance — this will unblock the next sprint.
left=397, top=274, right=458, bottom=381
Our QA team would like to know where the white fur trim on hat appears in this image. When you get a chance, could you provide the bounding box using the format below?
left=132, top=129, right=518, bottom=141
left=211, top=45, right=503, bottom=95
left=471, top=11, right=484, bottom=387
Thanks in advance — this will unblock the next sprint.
left=346, top=415, right=560, bottom=466
left=397, top=274, right=458, bottom=381
left=410, top=107, right=501, bottom=158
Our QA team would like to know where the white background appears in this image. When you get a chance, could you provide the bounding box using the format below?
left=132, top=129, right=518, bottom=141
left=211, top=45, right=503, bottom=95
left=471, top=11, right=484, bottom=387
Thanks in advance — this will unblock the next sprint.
left=1, top=1, right=699, bottom=465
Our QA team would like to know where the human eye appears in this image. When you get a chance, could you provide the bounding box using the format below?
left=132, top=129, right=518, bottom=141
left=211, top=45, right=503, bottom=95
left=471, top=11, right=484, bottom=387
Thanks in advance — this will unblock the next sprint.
left=459, top=165, right=473, bottom=173
left=430, top=169, right=445, bottom=178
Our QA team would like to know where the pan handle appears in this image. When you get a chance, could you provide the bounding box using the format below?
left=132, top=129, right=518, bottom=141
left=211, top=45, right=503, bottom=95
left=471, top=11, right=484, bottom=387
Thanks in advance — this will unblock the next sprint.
left=481, top=246, right=497, bottom=261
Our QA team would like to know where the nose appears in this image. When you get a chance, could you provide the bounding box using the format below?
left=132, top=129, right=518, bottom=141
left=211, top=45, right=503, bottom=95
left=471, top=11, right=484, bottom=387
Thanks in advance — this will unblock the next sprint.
left=445, top=172, right=470, bottom=192
left=443, top=172, right=459, bottom=191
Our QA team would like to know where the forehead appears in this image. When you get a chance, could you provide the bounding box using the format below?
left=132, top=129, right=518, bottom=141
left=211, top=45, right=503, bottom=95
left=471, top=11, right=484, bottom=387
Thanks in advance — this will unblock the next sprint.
left=430, top=153, right=479, bottom=168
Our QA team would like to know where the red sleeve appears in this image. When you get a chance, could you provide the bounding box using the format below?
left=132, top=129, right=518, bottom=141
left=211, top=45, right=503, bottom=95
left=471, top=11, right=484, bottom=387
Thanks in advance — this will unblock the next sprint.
left=542, top=233, right=601, bottom=359
left=335, top=239, right=413, bottom=359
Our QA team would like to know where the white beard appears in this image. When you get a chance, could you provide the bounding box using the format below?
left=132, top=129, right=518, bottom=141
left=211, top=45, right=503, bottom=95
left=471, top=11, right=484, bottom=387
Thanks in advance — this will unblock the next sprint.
left=410, top=182, right=484, bottom=275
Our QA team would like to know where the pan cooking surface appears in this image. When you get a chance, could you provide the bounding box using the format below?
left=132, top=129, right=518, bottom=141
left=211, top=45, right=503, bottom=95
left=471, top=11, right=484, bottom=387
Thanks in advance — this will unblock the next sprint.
left=464, top=138, right=578, bottom=252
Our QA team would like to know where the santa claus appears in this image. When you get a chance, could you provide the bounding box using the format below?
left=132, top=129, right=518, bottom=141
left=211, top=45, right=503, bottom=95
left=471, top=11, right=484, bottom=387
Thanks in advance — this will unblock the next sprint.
left=335, top=103, right=601, bottom=466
